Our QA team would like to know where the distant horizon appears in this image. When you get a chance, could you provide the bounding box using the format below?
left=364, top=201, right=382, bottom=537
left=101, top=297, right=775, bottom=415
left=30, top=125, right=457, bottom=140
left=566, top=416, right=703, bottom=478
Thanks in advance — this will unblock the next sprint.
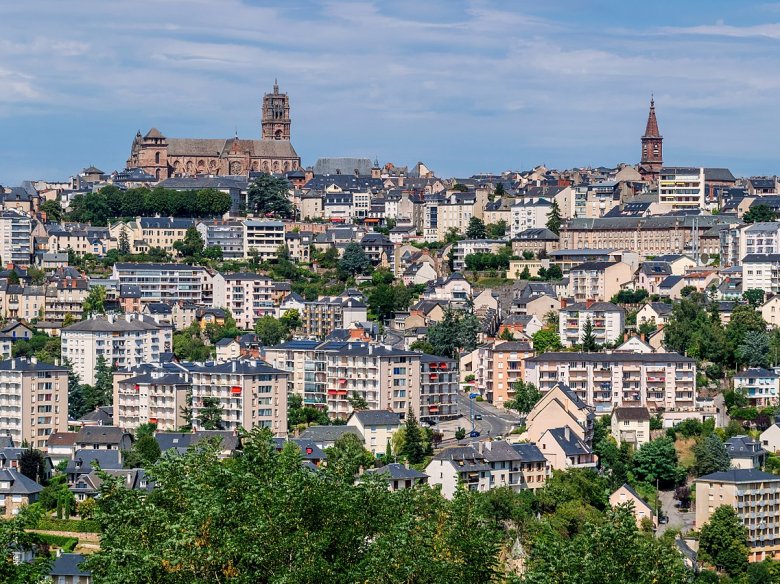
left=2, top=1, right=780, bottom=184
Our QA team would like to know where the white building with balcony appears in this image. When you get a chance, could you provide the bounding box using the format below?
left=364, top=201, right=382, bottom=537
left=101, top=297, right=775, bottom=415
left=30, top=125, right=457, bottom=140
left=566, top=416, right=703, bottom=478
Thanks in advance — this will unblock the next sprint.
left=558, top=301, right=625, bottom=347
left=658, top=167, right=705, bottom=211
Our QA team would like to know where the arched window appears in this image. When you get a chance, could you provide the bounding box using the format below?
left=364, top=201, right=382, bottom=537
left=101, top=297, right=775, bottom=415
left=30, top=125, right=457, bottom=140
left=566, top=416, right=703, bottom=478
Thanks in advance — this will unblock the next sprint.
left=155, top=151, right=160, bottom=164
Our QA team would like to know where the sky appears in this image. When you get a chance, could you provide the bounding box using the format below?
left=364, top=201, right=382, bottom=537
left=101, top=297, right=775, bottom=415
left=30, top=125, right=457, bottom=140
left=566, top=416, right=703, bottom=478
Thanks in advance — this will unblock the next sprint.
left=2, top=0, right=780, bottom=184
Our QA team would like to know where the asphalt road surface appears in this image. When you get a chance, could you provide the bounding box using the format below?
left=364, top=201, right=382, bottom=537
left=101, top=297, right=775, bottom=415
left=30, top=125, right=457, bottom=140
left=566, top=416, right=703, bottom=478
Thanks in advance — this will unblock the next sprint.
left=454, top=391, right=521, bottom=438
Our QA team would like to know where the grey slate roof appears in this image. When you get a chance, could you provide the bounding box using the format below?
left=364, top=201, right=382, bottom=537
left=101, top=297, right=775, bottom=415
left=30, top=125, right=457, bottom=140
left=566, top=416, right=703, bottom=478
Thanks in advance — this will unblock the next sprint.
left=527, top=352, right=694, bottom=364
left=696, top=469, right=780, bottom=483
left=366, top=463, right=428, bottom=480
left=76, top=426, right=128, bottom=445
left=511, top=443, right=547, bottom=463
left=0, top=469, right=42, bottom=495
left=612, top=406, right=651, bottom=421
left=49, top=553, right=90, bottom=578
left=349, top=410, right=401, bottom=427
left=546, top=427, right=592, bottom=456
left=298, top=425, right=362, bottom=443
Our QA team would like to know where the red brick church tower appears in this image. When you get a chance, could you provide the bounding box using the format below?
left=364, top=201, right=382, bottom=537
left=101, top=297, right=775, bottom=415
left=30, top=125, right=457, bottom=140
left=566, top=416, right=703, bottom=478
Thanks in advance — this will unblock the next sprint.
left=639, top=96, right=663, bottom=182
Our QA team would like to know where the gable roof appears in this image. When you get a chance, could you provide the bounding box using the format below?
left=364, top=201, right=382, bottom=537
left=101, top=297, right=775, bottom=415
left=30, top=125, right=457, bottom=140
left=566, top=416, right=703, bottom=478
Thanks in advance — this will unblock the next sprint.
left=0, top=469, right=43, bottom=495
left=75, top=426, right=128, bottom=445
left=366, top=463, right=428, bottom=480
left=349, top=410, right=401, bottom=427
left=612, top=406, right=651, bottom=421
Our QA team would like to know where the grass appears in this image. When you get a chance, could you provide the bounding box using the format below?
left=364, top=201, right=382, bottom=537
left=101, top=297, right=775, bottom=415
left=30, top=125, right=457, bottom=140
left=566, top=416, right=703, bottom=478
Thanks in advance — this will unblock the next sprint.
left=33, top=533, right=78, bottom=553
left=674, top=437, right=697, bottom=469
left=36, top=518, right=100, bottom=533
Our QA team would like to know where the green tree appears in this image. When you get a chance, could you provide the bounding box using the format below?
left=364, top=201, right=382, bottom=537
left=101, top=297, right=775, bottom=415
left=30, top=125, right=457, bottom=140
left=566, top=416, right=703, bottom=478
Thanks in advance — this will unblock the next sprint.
left=247, top=175, right=294, bottom=218
left=325, top=432, right=375, bottom=481
left=631, top=437, right=684, bottom=486
left=254, top=315, right=288, bottom=346
left=401, top=409, right=425, bottom=464
left=580, top=316, right=598, bottom=352
left=743, top=204, right=777, bottom=224
left=91, top=354, right=113, bottom=409
left=347, top=391, right=369, bottom=411
left=743, top=288, right=766, bottom=308
left=123, top=434, right=161, bottom=469
left=728, top=305, right=768, bottom=366
left=699, top=505, right=749, bottom=576
left=465, top=217, right=487, bottom=239
left=455, top=427, right=466, bottom=440
left=493, top=183, right=505, bottom=198
left=0, top=507, right=53, bottom=582
left=546, top=200, right=562, bottom=235
left=737, top=330, right=771, bottom=368
left=532, top=328, right=563, bottom=353
left=692, top=434, right=731, bottom=477
left=197, top=396, right=224, bottom=430
left=195, top=188, right=233, bottom=216
left=280, top=308, right=301, bottom=334
left=19, top=447, right=46, bottom=484
left=173, top=225, right=205, bottom=258
left=40, top=199, right=65, bottom=222
left=339, top=242, right=372, bottom=277
left=82, top=285, right=106, bottom=316
left=201, top=245, right=223, bottom=261
left=486, top=220, right=507, bottom=239
left=118, top=227, right=131, bottom=254
left=503, top=380, right=542, bottom=416
left=287, top=394, right=330, bottom=428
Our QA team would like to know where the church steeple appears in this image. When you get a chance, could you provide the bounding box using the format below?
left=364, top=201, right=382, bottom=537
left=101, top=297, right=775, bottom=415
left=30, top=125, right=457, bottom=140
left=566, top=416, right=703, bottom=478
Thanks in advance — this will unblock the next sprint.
left=262, top=80, right=291, bottom=141
left=640, top=95, right=663, bottom=182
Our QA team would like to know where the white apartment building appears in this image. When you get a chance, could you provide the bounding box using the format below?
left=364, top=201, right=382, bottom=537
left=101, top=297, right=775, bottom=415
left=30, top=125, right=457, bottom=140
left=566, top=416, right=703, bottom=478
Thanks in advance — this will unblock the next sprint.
left=452, top=240, right=507, bottom=271
left=114, top=369, right=191, bottom=432
left=190, top=359, right=288, bottom=436
left=559, top=301, right=625, bottom=347
left=212, top=272, right=275, bottom=330
left=111, top=263, right=207, bottom=305
left=739, top=223, right=780, bottom=261
left=658, top=167, right=705, bottom=211
left=243, top=220, right=285, bottom=261
left=196, top=220, right=245, bottom=259
left=0, top=358, right=68, bottom=449
left=525, top=351, right=697, bottom=414
left=510, top=198, right=552, bottom=238
left=742, top=254, right=780, bottom=296
left=423, top=192, right=480, bottom=241
left=0, top=210, right=32, bottom=265
left=61, top=314, right=173, bottom=385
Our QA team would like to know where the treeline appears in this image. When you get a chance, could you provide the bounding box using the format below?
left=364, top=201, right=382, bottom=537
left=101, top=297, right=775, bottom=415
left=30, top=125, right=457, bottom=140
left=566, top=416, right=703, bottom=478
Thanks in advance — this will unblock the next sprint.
left=67, top=185, right=233, bottom=226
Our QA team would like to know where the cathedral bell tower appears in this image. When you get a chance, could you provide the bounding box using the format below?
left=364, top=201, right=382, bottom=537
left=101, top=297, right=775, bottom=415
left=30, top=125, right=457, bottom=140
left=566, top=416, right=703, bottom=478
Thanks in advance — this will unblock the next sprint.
left=261, top=80, right=291, bottom=141
left=640, top=96, right=663, bottom=182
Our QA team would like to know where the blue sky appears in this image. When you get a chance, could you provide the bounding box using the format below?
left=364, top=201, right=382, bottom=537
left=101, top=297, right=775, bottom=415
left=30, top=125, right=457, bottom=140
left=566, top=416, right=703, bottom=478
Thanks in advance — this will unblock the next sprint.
left=2, top=1, right=780, bottom=184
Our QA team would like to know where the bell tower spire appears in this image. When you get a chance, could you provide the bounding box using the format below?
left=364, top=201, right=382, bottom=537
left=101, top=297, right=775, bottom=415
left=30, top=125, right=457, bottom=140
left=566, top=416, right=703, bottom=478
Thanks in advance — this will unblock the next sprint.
left=640, top=95, right=663, bottom=182
left=262, top=80, right=291, bottom=141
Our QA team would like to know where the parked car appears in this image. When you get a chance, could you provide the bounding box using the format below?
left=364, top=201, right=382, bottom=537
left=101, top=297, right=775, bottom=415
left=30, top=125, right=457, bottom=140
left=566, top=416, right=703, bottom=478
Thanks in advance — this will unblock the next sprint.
left=473, top=414, right=483, bottom=421
left=469, top=431, right=481, bottom=438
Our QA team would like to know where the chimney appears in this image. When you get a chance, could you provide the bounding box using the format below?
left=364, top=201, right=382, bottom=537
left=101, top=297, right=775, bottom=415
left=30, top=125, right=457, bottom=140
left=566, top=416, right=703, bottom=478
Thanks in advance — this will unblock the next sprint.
left=404, top=460, right=409, bottom=469
left=564, top=426, right=571, bottom=441
left=560, top=298, right=567, bottom=309
left=30, top=356, right=37, bottom=365
left=623, top=332, right=628, bottom=342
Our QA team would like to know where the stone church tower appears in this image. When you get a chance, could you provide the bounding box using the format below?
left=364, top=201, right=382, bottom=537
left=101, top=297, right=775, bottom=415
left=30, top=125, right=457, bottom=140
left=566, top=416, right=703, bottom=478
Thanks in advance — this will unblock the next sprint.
left=262, top=80, right=291, bottom=141
left=639, top=96, right=663, bottom=182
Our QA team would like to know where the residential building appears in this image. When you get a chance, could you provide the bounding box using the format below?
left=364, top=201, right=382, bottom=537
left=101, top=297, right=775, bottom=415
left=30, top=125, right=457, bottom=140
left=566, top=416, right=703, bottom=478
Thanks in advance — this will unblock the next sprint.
left=300, top=293, right=368, bottom=339
left=453, top=239, right=507, bottom=272
left=243, top=220, right=285, bottom=261
left=422, top=273, right=472, bottom=303
left=611, top=406, right=651, bottom=448
left=74, top=426, right=133, bottom=452
left=636, top=302, right=673, bottom=328
left=511, top=443, right=549, bottom=491
left=190, top=359, right=288, bottom=435
left=567, top=261, right=633, bottom=302
left=558, top=301, right=625, bottom=347
left=459, top=340, right=534, bottom=405
left=760, top=417, right=780, bottom=453
left=114, top=369, right=191, bottom=432
left=537, top=426, right=597, bottom=471
left=196, top=220, right=245, bottom=259
left=0, top=210, right=32, bottom=265
left=695, top=469, right=780, bottom=562
left=136, top=216, right=195, bottom=250
left=733, top=368, right=779, bottom=407
left=364, top=463, right=428, bottom=491
left=212, top=272, right=275, bottom=329
left=360, top=232, right=394, bottom=268
left=45, top=432, right=78, bottom=466
left=525, top=383, right=595, bottom=445
left=111, top=263, right=207, bottom=305
left=761, top=295, right=780, bottom=328
left=297, top=425, right=363, bottom=450
left=61, top=314, right=173, bottom=385
left=658, top=167, right=705, bottom=210
left=510, top=198, right=552, bottom=238
left=511, top=227, right=559, bottom=257
left=346, top=409, right=401, bottom=457
left=44, top=278, right=90, bottom=324
left=0, top=469, right=42, bottom=517
left=610, top=483, right=656, bottom=528
left=525, top=352, right=697, bottom=414
left=48, top=553, right=92, bottom=584
left=0, top=358, right=68, bottom=449
left=725, top=435, right=767, bottom=469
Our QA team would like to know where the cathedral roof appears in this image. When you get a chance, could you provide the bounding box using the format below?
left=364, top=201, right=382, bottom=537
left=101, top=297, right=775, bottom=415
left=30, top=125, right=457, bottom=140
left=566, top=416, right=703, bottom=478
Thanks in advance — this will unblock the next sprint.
left=144, top=128, right=164, bottom=139
left=643, top=98, right=661, bottom=138
left=167, top=138, right=298, bottom=159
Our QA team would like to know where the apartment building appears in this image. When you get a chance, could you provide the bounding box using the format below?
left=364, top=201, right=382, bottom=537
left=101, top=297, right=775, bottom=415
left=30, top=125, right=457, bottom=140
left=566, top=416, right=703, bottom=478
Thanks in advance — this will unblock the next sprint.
left=196, top=220, right=245, bottom=259
left=0, top=210, right=32, bottom=265
left=189, top=359, right=288, bottom=436
left=0, top=469, right=42, bottom=517
left=212, top=272, right=275, bottom=330
left=61, top=314, right=173, bottom=385
left=743, top=255, right=780, bottom=296
left=611, top=406, right=651, bottom=448
left=0, top=358, right=68, bottom=449
left=114, top=369, right=191, bottom=432
left=47, top=225, right=113, bottom=257
left=695, top=469, right=780, bottom=562
left=423, top=192, right=482, bottom=242
left=658, top=167, right=705, bottom=210
left=511, top=443, right=549, bottom=491
left=733, top=368, right=779, bottom=408
left=537, top=426, right=597, bottom=471
left=459, top=340, right=534, bottom=405
left=111, top=263, right=207, bottom=305
left=738, top=222, right=780, bottom=261
left=567, top=261, right=633, bottom=302
left=300, top=294, right=368, bottom=339
left=44, top=278, right=89, bottom=323
left=525, top=352, right=697, bottom=414
left=510, top=198, right=552, bottom=238
left=346, top=409, right=401, bottom=457
left=559, top=301, right=625, bottom=347
left=137, top=217, right=195, bottom=250
left=525, top=383, right=595, bottom=445
left=243, top=220, right=285, bottom=261
left=452, top=240, right=507, bottom=271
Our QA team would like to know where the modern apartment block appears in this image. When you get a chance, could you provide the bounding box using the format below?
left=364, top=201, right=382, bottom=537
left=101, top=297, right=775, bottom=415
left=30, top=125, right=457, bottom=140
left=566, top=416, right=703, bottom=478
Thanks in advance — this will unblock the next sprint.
left=558, top=301, right=625, bottom=347
left=510, top=198, right=552, bottom=238
left=567, top=261, right=633, bottom=303
left=452, top=239, right=507, bottom=272
left=300, top=294, right=368, bottom=339
left=459, top=340, right=535, bottom=406
left=114, top=369, right=191, bottom=432
left=196, top=220, right=245, bottom=259
left=0, top=210, right=32, bottom=265
left=61, top=314, right=173, bottom=385
left=0, top=358, right=68, bottom=449
left=189, top=359, right=288, bottom=436
left=111, top=263, right=207, bottom=305
left=524, top=352, right=697, bottom=414
left=742, top=255, right=780, bottom=296
left=658, top=167, right=705, bottom=210
left=733, top=368, right=779, bottom=408
left=263, top=340, right=458, bottom=421
left=695, top=469, right=780, bottom=562
left=212, top=272, right=275, bottom=330
left=243, top=220, right=285, bottom=261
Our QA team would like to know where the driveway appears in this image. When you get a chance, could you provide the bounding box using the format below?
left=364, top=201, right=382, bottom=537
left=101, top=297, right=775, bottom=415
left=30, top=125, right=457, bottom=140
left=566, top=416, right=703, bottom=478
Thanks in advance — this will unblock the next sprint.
left=657, top=488, right=695, bottom=536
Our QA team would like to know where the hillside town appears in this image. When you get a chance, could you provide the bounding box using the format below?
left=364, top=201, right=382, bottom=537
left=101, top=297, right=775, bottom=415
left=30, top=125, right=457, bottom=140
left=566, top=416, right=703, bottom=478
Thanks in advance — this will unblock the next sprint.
left=2, top=86, right=780, bottom=582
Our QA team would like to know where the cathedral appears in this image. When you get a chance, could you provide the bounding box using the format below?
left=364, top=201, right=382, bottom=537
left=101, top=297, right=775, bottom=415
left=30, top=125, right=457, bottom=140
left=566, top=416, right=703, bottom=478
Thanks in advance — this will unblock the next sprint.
left=127, top=82, right=301, bottom=179
left=638, top=96, right=663, bottom=183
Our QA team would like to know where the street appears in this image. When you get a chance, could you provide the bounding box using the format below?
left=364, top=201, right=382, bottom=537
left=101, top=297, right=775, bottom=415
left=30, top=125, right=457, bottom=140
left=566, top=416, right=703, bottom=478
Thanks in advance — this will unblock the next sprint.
left=657, top=487, right=695, bottom=536
left=435, top=392, right=521, bottom=443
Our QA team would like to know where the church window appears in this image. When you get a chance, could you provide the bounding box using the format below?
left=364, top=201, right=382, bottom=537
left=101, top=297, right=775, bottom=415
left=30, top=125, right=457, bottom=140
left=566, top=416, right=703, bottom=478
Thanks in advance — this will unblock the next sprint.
left=155, top=152, right=160, bottom=164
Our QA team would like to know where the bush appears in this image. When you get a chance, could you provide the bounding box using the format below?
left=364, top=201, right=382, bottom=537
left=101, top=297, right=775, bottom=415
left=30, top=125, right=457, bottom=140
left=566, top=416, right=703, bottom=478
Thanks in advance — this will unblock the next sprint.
left=33, top=533, right=78, bottom=552
left=36, top=517, right=100, bottom=533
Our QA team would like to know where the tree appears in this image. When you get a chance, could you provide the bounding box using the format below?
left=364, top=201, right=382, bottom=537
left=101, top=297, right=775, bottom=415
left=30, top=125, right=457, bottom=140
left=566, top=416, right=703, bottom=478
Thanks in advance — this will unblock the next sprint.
left=493, top=183, right=505, bottom=198
left=728, top=305, right=768, bottom=366
left=40, top=199, right=65, bottom=222
left=123, top=434, right=161, bottom=469
left=195, top=188, right=232, bottom=216
left=254, top=315, right=288, bottom=346
left=455, top=427, right=466, bottom=440
left=19, top=447, right=46, bottom=484
left=347, top=391, right=369, bottom=411
left=247, top=175, right=294, bottom=218
left=173, top=226, right=205, bottom=258
left=544, top=264, right=563, bottom=280
left=201, top=245, right=223, bottom=261
left=83, top=285, right=106, bottom=316
left=532, top=328, right=562, bottom=354
left=465, top=217, right=487, bottom=240
left=339, top=242, right=371, bottom=277
left=401, top=409, right=425, bottom=464
left=86, top=354, right=114, bottom=410
left=325, top=432, right=374, bottom=481
left=197, top=396, right=224, bottom=430
left=743, top=288, right=766, bottom=308
left=743, top=204, right=777, bottom=224
left=737, top=330, right=771, bottom=368
left=580, top=316, right=598, bottom=352
left=546, top=200, right=562, bottom=235
left=699, top=505, right=749, bottom=576
left=485, top=220, right=506, bottom=239
left=287, top=394, right=330, bottom=428
left=118, top=228, right=131, bottom=255
left=280, top=308, right=301, bottom=334
left=503, top=380, right=542, bottom=416
left=692, top=434, right=731, bottom=477
left=631, top=437, right=684, bottom=486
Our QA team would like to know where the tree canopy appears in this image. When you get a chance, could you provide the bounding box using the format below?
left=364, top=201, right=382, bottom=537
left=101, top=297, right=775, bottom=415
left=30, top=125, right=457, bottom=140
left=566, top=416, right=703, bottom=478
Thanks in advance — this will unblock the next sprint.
left=247, top=175, right=294, bottom=218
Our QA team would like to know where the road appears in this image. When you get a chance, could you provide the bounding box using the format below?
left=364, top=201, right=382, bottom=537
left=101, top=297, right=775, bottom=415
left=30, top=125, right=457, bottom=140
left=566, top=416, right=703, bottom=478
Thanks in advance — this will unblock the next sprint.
left=657, top=487, right=695, bottom=536
left=453, top=391, right=521, bottom=438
